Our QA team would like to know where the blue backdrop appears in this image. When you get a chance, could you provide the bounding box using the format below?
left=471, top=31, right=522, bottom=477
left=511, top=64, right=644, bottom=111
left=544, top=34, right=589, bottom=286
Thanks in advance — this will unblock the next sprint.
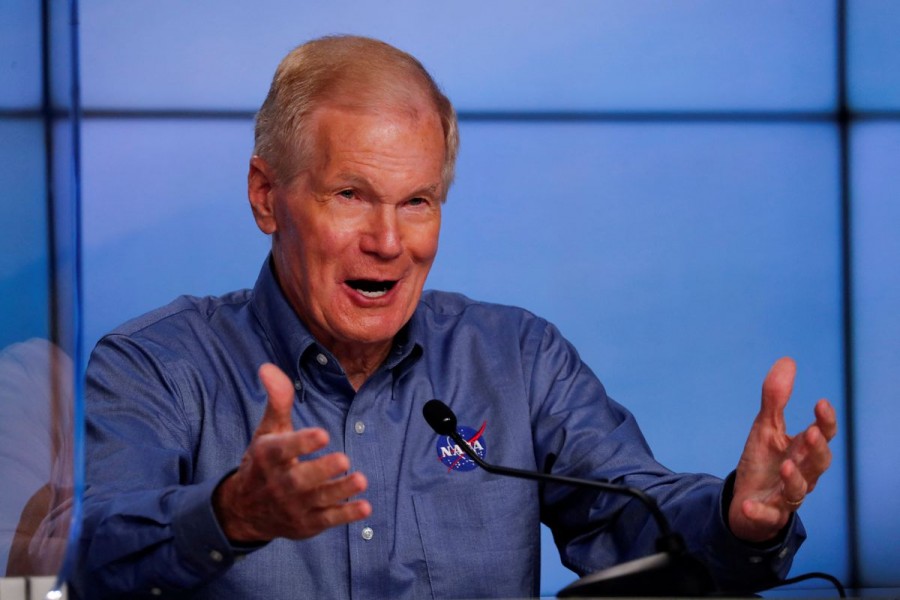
left=3, top=0, right=899, bottom=593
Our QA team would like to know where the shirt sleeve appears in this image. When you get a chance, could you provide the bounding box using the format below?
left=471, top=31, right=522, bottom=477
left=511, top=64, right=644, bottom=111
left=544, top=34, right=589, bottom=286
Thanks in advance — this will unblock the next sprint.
left=525, top=320, right=805, bottom=594
left=72, top=334, right=251, bottom=599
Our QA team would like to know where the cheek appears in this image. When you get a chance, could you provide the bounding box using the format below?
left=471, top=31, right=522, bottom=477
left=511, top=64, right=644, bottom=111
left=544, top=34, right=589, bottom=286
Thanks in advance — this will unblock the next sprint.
left=414, top=224, right=441, bottom=264
left=280, top=211, right=350, bottom=267
left=402, top=213, right=441, bottom=262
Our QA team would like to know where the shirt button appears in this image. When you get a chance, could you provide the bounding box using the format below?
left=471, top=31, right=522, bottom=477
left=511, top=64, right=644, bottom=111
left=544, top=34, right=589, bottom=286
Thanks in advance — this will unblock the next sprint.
left=209, top=549, right=224, bottom=562
left=777, top=547, right=789, bottom=559
left=361, top=526, right=374, bottom=541
left=354, top=421, right=366, bottom=434
left=293, top=380, right=303, bottom=391
left=748, top=555, right=763, bottom=564
left=316, top=353, right=328, bottom=366
left=150, top=588, right=162, bottom=596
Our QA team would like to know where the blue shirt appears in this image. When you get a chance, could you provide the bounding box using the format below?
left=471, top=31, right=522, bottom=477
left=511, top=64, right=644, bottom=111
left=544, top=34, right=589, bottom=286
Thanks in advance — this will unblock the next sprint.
left=74, top=259, right=804, bottom=599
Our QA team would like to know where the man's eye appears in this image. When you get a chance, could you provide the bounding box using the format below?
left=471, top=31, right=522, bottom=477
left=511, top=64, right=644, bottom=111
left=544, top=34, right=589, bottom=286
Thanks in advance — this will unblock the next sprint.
left=338, top=189, right=355, bottom=199
left=408, top=197, right=427, bottom=207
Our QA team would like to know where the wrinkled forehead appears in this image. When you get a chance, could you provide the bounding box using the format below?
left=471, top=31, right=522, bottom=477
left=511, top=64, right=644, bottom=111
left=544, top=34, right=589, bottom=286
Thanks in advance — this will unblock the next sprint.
left=303, top=103, right=447, bottom=186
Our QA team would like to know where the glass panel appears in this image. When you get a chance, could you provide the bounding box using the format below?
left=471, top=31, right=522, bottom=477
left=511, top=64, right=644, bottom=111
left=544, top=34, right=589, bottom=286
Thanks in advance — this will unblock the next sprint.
left=0, top=116, right=52, bottom=576
left=848, top=0, right=900, bottom=111
left=0, top=0, right=81, bottom=584
left=79, top=0, right=835, bottom=112
left=851, top=122, right=900, bottom=586
left=0, top=119, right=49, bottom=348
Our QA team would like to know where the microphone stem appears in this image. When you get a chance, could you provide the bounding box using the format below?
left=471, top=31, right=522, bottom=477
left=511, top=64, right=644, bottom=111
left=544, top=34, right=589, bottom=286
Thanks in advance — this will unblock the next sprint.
left=448, top=431, right=674, bottom=540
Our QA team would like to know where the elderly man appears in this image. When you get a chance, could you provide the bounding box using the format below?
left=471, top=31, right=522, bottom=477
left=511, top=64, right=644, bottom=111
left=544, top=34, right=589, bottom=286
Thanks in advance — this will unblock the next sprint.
left=74, top=36, right=836, bottom=598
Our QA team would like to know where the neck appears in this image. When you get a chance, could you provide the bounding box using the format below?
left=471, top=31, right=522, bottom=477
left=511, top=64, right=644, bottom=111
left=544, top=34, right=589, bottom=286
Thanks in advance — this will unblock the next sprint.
left=330, top=340, right=393, bottom=391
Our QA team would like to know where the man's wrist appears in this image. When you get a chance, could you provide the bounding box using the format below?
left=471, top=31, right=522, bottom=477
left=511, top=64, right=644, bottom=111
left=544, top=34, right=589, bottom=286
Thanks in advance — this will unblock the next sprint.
left=721, top=471, right=792, bottom=549
left=212, top=470, right=266, bottom=544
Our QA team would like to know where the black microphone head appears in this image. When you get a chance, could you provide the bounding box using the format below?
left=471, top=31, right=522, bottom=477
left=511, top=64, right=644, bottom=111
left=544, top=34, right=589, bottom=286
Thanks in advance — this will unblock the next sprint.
left=423, top=400, right=458, bottom=436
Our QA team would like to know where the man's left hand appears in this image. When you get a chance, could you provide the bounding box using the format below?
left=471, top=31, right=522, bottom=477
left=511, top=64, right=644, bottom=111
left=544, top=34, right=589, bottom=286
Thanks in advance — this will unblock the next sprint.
left=729, top=357, right=838, bottom=543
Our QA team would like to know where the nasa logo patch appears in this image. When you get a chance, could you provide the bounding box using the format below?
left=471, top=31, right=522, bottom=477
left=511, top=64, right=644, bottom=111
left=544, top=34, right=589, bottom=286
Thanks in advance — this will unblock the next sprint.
left=435, top=421, right=487, bottom=473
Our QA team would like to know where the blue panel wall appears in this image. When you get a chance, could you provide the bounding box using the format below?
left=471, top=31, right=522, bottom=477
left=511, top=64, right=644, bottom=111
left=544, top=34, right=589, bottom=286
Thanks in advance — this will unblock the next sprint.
left=80, top=119, right=268, bottom=349
left=79, top=1, right=835, bottom=112
left=0, top=2, right=42, bottom=110
left=849, top=0, right=900, bottom=110
left=851, top=122, right=900, bottom=585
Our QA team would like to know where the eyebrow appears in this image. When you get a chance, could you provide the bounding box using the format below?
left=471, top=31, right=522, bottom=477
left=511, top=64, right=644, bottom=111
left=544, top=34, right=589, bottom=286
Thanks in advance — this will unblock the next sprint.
left=414, top=183, right=441, bottom=197
left=334, top=172, right=442, bottom=198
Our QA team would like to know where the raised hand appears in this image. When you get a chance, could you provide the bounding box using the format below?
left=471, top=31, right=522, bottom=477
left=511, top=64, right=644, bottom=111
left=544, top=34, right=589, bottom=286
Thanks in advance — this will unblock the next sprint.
left=728, top=357, right=837, bottom=543
left=213, top=363, right=371, bottom=542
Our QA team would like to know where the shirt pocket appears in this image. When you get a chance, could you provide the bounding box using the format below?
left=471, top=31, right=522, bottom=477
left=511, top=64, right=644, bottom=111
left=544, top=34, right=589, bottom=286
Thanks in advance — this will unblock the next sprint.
left=412, top=477, right=541, bottom=599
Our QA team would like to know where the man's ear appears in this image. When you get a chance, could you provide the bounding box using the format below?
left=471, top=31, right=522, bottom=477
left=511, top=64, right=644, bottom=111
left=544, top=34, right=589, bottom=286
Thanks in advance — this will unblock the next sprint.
left=248, top=155, right=278, bottom=234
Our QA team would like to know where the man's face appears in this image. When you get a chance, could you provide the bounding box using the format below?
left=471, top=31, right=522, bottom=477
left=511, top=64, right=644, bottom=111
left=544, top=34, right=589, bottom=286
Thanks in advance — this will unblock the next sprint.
left=259, top=104, right=445, bottom=356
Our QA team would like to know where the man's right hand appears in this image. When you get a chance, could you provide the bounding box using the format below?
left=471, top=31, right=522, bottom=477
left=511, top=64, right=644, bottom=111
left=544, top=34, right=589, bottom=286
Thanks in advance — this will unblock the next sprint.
left=213, top=363, right=371, bottom=542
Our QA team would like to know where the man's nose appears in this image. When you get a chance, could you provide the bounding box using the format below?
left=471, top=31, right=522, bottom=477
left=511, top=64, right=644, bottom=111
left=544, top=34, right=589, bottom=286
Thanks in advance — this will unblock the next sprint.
left=360, top=205, right=402, bottom=259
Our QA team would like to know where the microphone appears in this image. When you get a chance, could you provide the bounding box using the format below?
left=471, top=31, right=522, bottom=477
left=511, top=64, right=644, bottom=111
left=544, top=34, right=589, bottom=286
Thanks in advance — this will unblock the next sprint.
left=422, top=399, right=716, bottom=598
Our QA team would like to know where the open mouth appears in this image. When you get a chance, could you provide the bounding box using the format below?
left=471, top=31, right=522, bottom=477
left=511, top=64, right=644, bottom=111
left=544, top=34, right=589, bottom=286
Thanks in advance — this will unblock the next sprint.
left=346, top=279, right=397, bottom=299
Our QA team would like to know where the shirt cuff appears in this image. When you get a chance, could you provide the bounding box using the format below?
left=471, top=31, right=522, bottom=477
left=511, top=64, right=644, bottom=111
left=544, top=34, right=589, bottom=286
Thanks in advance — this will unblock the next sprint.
left=170, top=471, right=267, bottom=578
left=720, top=470, right=794, bottom=549
left=710, top=471, right=807, bottom=587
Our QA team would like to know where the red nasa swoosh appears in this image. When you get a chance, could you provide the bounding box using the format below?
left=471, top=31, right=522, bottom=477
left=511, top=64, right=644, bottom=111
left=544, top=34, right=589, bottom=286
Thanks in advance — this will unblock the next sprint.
left=447, top=421, right=487, bottom=472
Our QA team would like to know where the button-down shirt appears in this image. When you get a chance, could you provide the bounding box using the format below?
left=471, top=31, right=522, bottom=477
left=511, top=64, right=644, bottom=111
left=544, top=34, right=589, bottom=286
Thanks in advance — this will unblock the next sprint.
left=74, top=259, right=804, bottom=599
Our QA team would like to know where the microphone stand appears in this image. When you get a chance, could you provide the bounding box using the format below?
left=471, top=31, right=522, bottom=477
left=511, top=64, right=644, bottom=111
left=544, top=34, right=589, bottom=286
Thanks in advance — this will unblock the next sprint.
left=423, top=400, right=717, bottom=598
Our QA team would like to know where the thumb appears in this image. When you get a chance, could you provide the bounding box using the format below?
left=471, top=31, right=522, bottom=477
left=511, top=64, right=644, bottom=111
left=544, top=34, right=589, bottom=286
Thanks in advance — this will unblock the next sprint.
left=255, top=363, right=296, bottom=436
left=759, top=356, right=796, bottom=426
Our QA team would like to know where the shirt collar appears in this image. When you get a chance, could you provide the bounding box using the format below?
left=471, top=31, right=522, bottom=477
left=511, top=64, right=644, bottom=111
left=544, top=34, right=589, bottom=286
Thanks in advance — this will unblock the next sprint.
left=383, top=314, right=423, bottom=371
left=248, top=256, right=317, bottom=378
left=249, top=256, right=424, bottom=379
